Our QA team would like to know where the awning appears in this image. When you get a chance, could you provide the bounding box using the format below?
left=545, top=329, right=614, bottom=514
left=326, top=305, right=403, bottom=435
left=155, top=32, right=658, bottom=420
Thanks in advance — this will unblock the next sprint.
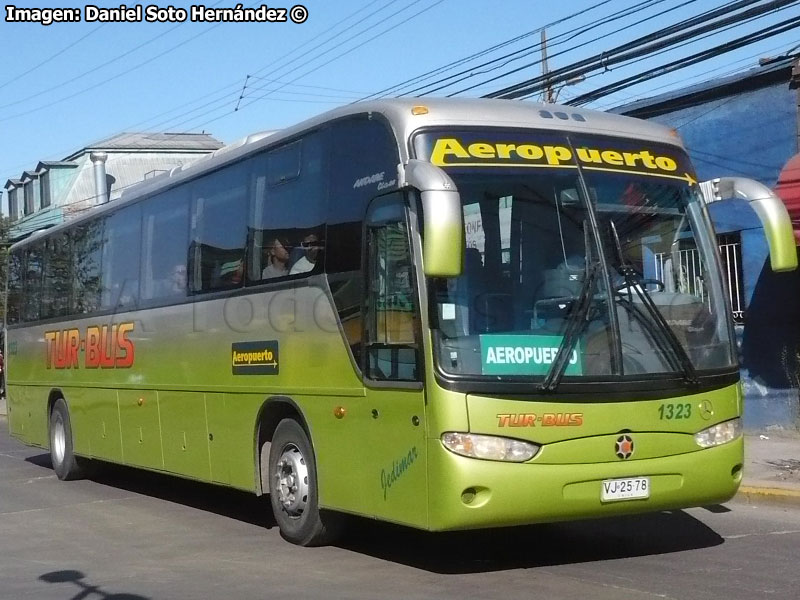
left=775, top=153, right=800, bottom=242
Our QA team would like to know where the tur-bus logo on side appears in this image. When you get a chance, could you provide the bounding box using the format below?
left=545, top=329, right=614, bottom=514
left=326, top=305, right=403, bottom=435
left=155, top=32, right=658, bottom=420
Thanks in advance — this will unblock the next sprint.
left=44, top=323, right=136, bottom=369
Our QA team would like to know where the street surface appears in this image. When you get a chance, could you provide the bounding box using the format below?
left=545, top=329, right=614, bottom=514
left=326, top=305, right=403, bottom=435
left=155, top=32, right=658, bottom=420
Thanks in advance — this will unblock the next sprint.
left=1, top=417, right=798, bottom=600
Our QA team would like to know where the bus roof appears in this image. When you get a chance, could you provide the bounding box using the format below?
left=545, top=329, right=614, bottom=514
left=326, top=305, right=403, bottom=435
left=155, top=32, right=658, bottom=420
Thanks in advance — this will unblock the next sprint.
left=10, top=98, right=685, bottom=252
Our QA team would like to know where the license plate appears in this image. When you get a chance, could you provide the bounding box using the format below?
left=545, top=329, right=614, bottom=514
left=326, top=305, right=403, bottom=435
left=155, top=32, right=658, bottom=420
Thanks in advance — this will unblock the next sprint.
left=601, top=477, right=650, bottom=502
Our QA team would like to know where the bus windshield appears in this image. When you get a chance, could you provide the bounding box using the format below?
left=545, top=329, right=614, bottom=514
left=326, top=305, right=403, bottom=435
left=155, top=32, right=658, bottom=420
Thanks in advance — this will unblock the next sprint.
left=414, top=129, right=736, bottom=383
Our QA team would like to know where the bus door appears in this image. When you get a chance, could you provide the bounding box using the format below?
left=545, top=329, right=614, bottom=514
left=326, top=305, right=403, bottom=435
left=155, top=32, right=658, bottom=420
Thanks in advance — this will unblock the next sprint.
left=361, top=193, right=428, bottom=527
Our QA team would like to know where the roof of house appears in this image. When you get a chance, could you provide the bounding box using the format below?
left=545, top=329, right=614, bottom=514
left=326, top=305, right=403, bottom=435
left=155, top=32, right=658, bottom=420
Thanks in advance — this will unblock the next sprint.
left=36, top=160, right=78, bottom=169
left=63, top=132, right=224, bottom=160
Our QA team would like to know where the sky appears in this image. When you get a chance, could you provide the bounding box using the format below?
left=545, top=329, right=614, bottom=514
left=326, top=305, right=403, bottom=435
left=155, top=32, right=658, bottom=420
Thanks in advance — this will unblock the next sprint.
left=1, top=0, right=799, bottom=213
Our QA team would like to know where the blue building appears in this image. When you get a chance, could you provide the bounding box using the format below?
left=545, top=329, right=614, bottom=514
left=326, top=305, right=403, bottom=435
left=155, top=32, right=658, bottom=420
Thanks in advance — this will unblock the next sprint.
left=613, top=56, right=800, bottom=429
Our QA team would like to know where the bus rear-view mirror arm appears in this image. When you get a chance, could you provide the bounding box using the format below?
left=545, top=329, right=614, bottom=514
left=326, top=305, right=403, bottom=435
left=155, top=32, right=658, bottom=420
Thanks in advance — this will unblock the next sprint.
left=706, top=177, right=798, bottom=273
left=398, top=159, right=464, bottom=277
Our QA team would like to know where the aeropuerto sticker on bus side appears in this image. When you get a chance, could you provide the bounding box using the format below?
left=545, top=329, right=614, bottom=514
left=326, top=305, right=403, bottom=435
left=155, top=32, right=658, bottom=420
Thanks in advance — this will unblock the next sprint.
left=231, top=340, right=279, bottom=375
left=480, top=334, right=582, bottom=376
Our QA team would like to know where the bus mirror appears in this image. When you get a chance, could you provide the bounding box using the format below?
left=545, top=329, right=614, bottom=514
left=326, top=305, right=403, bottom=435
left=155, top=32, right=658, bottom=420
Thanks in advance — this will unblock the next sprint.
left=400, top=160, right=464, bottom=277
left=420, top=189, right=464, bottom=277
left=713, top=178, right=797, bottom=272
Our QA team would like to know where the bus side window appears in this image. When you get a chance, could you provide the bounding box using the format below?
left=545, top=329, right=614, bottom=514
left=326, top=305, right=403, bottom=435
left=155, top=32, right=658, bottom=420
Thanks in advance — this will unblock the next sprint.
left=141, top=188, right=190, bottom=302
left=42, top=232, right=72, bottom=319
left=6, top=252, right=22, bottom=324
left=189, top=160, right=250, bottom=293
left=72, top=219, right=104, bottom=315
left=364, top=194, right=420, bottom=382
left=247, top=134, right=326, bottom=284
left=22, top=243, right=43, bottom=323
left=102, top=205, right=141, bottom=311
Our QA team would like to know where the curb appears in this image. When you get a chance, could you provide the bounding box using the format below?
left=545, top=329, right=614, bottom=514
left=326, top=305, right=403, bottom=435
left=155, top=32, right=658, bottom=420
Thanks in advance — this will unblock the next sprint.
left=736, top=485, right=800, bottom=507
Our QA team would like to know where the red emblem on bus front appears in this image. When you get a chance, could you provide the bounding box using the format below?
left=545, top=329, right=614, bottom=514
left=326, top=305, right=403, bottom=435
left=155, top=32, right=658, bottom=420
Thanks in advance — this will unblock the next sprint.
left=615, top=435, right=634, bottom=460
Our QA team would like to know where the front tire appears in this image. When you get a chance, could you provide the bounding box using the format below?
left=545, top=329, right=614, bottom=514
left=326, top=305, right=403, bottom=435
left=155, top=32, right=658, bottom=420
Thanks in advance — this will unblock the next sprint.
left=266, top=419, right=343, bottom=546
left=49, top=398, right=86, bottom=481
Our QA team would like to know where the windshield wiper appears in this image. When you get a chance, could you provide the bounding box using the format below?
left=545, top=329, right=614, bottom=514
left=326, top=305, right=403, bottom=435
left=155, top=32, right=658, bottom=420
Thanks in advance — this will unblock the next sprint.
left=609, top=221, right=699, bottom=386
left=541, top=261, right=600, bottom=392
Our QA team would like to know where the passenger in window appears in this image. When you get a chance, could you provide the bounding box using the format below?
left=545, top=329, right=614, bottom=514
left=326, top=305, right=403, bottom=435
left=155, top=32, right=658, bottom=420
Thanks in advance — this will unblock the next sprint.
left=218, top=259, right=244, bottom=286
left=262, top=237, right=291, bottom=279
left=290, top=233, right=322, bottom=275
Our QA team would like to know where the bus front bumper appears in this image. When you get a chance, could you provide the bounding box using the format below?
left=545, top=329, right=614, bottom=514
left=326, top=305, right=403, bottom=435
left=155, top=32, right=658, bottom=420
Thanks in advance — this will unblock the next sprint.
left=426, top=436, right=743, bottom=531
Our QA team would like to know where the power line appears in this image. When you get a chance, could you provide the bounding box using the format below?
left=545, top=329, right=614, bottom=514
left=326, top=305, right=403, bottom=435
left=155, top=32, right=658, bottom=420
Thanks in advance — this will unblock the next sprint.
left=241, top=0, right=439, bottom=104
left=405, top=0, right=680, bottom=98
left=358, top=0, right=621, bottom=100
left=0, top=24, right=106, bottom=88
left=589, top=40, right=800, bottom=110
left=548, top=1, right=799, bottom=104
left=0, top=16, right=233, bottom=124
left=236, top=0, right=448, bottom=113
left=566, top=14, right=800, bottom=106
left=482, top=0, right=776, bottom=99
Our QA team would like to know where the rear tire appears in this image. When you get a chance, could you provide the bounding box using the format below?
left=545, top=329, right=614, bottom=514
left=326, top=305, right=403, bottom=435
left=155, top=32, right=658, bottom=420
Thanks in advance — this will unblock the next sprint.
left=49, top=398, right=86, bottom=481
left=266, top=418, right=343, bottom=546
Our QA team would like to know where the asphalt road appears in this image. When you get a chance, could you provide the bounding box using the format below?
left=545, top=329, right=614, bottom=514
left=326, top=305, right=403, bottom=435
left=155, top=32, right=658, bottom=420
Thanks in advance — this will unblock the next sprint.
left=1, top=418, right=798, bottom=600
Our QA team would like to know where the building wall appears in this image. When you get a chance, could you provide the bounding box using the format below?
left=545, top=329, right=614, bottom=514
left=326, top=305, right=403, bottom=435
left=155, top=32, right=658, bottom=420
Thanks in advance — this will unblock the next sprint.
left=648, top=83, right=797, bottom=186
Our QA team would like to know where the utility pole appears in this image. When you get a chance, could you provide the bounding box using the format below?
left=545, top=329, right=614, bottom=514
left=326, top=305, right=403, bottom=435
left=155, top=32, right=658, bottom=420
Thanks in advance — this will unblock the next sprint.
left=541, top=29, right=554, bottom=103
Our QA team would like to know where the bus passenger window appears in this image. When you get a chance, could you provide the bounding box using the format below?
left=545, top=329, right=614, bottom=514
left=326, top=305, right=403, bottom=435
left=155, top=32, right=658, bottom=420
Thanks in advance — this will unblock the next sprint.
left=22, top=244, right=43, bottom=322
left=141, top=189, right=189, bottom=302
left=6, top=252, right=22, bottom=324
left=247, top=133, right=325, bottom=284
left=72, top=220, right=104, bottom=315
left=102, top=205, right=141, bottom=311
left=190, top=160, right=250, bottom=293
left=42, top=233, right=71, bottom=318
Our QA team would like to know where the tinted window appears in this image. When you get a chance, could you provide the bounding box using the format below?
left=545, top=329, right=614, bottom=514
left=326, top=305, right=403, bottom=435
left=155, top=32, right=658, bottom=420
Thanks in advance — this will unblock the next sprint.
left=6, top=252, right=22, bottom=324
left=141, top=188, right=189, bottom=302
left=249, top=133, right=326, bottom=283
left=190, top=161, right=250, bottom=293
left=22, top=243, right=43, bottom=322
left=42, top=233, right=72, bottom=319
left=72, top=219, right=105, bottom=314
left=102, top=206, right=141, bottom=310
left=326, top=117, right=400, bottom=362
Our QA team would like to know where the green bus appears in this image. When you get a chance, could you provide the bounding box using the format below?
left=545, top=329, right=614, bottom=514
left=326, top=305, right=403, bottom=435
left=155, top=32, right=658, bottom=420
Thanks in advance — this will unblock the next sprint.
left=5, top=99, right=796, bottom=546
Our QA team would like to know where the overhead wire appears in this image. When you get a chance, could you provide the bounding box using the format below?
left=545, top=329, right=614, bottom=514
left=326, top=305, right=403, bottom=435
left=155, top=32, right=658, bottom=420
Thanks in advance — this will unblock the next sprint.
left=239, top=0, right=443, bottom=105
left=403, top=0, right=682, bottom=97
left=0, top=24, right=106, bottom=88
left=566, top=14, right=800, bottom=106
left=224, top=0, right=449, bottom=119
left=358, top=0, right=621, bottom=100
left=588, top=39, right=800, bottom=110
left=480, top=0, right=776, bottom=99
left=544, top=2, right=800, bottom=104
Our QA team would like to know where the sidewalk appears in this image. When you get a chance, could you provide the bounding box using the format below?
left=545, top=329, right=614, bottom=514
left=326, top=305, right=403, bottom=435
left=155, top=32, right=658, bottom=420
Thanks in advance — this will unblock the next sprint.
left=740, top=431, right=800, bottom=506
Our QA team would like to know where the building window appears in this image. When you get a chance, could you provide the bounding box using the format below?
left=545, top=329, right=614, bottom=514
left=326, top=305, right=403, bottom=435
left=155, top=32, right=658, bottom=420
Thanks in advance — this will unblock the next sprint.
left=40, top=172, right=51, bottom=208
left=8, top=188, right=19, bottom=221
left=23, top=181, right=34, bottom=215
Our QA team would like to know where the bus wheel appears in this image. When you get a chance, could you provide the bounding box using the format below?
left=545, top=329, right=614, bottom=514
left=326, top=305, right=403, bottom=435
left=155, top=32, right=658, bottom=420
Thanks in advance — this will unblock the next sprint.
left=49, top=398, right=85, bottom=481
left=267, top=419, right=343, bottom=546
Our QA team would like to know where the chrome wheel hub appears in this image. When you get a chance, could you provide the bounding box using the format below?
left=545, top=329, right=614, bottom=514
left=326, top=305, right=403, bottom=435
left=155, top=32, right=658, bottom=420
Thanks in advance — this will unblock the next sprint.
left=274, top=445, right=309, bottom=518
left=52, top=415, right=66, bottom=465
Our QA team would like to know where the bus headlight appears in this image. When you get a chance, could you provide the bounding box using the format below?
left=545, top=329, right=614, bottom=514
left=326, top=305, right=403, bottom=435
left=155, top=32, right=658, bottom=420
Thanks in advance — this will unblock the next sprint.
left=441, top=432, right=540, bottom=462
left=694, top=418, right=742, bottom=448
